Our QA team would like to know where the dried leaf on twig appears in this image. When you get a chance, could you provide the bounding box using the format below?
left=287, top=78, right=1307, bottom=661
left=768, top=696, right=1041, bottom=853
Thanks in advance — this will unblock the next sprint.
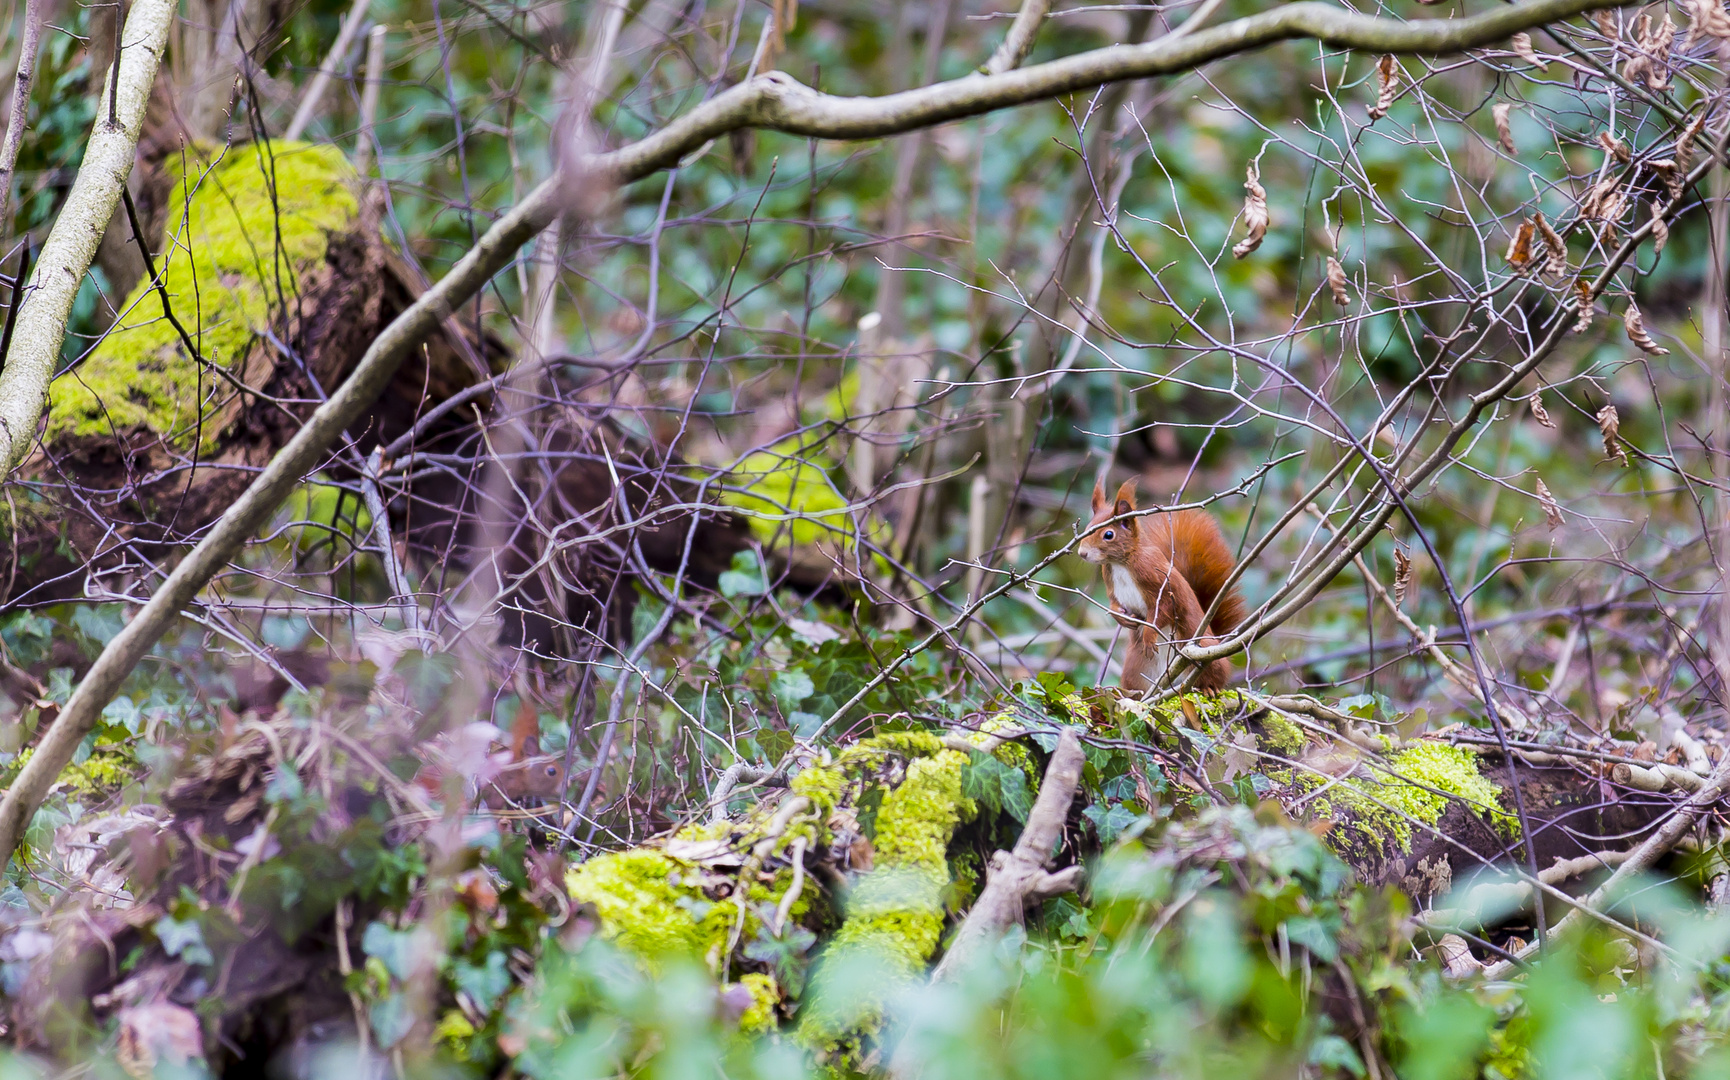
left=1572, top=279, right=1595, bottom=334
left=1492, top=103, right=1518, bottom=154
left=1673, top=110, right=1708, bottom=192
left=1367, top=54, right=1399, bottom=120
left=1621, top=12, right=1676, bottom=89
left=1535, top=477, right=1565, bottom=529
left=1650, top=202, right=1670, bottom=254
left=1597, top=131, right=1631, bottom=164
left=1530, top=392, right=1555, bottom=428
left=1623, top=302, right=1670, bottom=355
left=1595, top=9, right=1619, bottom=38
left=1505, top=218, right=1536, bottom=269
left=1682, top=0, right=1730, bottom=48
left=1650, top=159, right=1682, bottom=202
left=1535, top=212, right=1567, bottom=276
left=1326, top=256, right=1350, bottom=305
left=1511, top=31, right=1549, bottom=68
left=1233, top=162, right=1269, bottom=259
left=1579, top=173, right=1625, bottom=237
left=1597, top=402, right=1631, bottom=465
left=1393, top=549, right=1413, bottom=607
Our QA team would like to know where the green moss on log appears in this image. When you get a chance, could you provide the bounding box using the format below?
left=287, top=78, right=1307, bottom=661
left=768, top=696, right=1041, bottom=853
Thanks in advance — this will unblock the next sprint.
left=1306, top=740, right=1516, bottom=858
left=47, top=142, right=360, bottom=450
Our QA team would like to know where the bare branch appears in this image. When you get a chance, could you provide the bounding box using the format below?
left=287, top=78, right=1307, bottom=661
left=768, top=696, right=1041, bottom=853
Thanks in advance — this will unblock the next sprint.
left=0, top=0, right=47, bottom=229
left=282, top=0, right=373, bottom=141
left=594, top=0, right=1630, bottom=185
left=0, top=0, right=173, bottom=476
left=929, top=727, right=1086, bottom=982
left=982, top=0, right=1052, bottom=76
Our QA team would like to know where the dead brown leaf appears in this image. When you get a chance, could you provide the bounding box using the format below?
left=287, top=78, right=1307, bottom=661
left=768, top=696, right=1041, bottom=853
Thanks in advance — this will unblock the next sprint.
left=1535, top=477, right=1564, bottom=529
left=1367, top=54, right=1399, bottom=120
left=1326, top=256, right=1350, bottom=305
left=1511, top=31, right=1549, bottom=68
left=1622, top=12, right=1676, bottom=89
left=1505, top=218, right=1536, bottom=269
left=1233, top=161, right=1269, bottom=259
left=1493, top=102, right=1518, bottom=154
left=1573, top=279, right=1595, bottom=334
left=1682, top=0, right=1730, bottom=47
left=1623, top=302, right=1670, bottom=355
left=1535, top=212, right=1567, bottom=276
left=1597, top=402, right=1631, bottom=465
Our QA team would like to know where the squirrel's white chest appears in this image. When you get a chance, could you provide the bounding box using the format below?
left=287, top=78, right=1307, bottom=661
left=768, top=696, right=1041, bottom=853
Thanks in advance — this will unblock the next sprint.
left=1108, top=564, right=1146, bottom=616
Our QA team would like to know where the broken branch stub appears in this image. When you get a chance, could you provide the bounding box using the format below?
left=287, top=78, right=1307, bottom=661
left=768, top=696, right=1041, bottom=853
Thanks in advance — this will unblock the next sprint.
left=930, top=727, right=1087, bottom=983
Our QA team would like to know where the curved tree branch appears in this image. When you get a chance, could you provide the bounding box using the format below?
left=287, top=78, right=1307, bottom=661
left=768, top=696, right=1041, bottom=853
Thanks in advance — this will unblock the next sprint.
left=982, top=0, right=1053, bottom=76
left=0, top=0, right=1631, bottom=863
left=0, top=178, right=560, bottom=862
left=929, top=727, right=1086, bottom=982
left=594, top=0, right=1627, bottom=184
left=0, top=0, right=173, bottom=476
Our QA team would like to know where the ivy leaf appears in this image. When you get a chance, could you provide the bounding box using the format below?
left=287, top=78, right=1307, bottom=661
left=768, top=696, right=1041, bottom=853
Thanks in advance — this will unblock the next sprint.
left=999, top=763, right=1032, bottom=822
left=1282, top=915, right=1340, bottom=962
left=719, top=550, right=768, bottom=597
left=1308, top=1034, right=1365, bottom=1077
left=1082, top=802, right=1138, bottom=846
left=154, top=915, right=214, bottom=966
left=71, top=605, right=124, bottom=649
left=453, top=951, right=512, bottom=1013
left=771, top=670, right=815, bottom=710
left=362, top=921, right=417, bottom=981
left=962, top=752, right=1033, bottom=823
left=371, top=992, right=416, bottom=1048
left=744, top=922, right=817, bottom=996
left=265, top=766, right=304, bottom=804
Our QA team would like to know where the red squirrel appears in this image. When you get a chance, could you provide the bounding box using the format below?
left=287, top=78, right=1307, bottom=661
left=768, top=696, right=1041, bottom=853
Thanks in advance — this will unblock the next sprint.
left=1076, top=477, right=1245, bottom=692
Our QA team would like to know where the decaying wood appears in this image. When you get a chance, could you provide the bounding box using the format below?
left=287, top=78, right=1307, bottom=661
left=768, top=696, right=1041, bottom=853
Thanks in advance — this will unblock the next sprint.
left=1483, top=748, right=1730, bottom=979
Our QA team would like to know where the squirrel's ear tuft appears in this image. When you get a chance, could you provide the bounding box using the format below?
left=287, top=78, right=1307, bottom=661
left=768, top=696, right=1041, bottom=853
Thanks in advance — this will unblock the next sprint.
left=1091, top=474, right=1108, bottom=514
left=1113, top=479, right=1138, bottom=511
left=1114, top=498, right=1134, bottom=521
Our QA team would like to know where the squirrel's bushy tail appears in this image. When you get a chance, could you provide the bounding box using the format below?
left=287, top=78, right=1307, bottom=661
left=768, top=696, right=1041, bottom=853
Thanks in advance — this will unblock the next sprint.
left=1158, top=510, right=1246, bottom=638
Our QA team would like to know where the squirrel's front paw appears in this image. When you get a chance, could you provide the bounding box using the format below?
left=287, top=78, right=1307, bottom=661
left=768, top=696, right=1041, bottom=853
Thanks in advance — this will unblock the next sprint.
left=1109, top=605, right=1140, bottom=631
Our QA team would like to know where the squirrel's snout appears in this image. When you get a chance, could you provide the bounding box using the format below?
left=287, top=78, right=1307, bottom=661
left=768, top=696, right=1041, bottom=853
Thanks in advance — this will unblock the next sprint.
left=1077, top=546, right=1102, bottom=564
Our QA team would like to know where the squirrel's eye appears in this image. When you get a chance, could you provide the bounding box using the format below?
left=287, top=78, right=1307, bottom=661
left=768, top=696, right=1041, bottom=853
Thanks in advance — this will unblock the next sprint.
left=1102, top=529, right=1114, bottom=540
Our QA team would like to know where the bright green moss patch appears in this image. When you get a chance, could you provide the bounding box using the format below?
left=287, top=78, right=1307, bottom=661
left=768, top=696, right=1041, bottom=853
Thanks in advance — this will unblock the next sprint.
left=565, top=848, right=732, bottom=963
left=564, top=729, right=1027, bottom=1059
left=1257, top=711, right=1308, bottom=756
left=1146, top=689, right=1244, bottom=729
left=725, top=439, right=859, bottom=550
left=48, top=142, right=360, bottom=449
left=734, top=972, right=781, bottom=1035
left=565, top=827, right=809, bottom=973
left=1306, top=740, right=1514, bottom=859
left=1385, top=741, right=1516, bottom=837
left=800, top=743, right=969, bottom=1050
